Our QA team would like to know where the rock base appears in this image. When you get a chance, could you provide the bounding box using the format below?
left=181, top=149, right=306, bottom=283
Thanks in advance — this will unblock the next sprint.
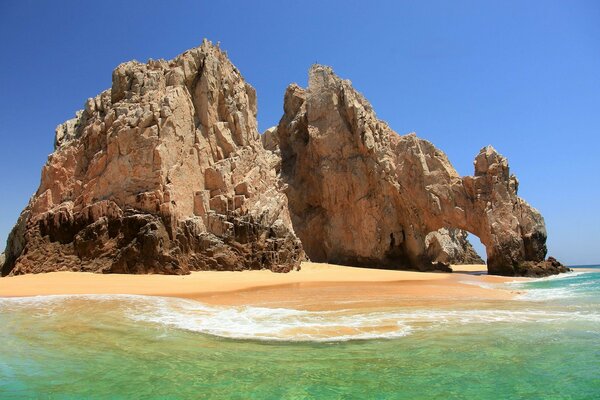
left=514, top=257, right=571, bottom=278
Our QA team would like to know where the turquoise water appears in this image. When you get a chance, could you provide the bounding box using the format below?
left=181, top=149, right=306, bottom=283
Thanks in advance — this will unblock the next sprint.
left=1, top=268, right=599, bottom=399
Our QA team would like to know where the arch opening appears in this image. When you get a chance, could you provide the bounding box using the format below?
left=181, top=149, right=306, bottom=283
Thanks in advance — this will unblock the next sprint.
left=466, top=232, right=487, bottom=263
left=424, top=228, right=487, bottom=272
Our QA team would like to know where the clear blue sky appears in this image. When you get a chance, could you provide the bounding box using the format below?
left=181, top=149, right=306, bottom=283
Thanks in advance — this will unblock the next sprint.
left=0, top=1, right=598, bottom=265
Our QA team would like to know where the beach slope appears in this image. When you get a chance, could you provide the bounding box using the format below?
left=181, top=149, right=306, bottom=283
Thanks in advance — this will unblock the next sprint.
left=0, top=262, right=522, bottom=309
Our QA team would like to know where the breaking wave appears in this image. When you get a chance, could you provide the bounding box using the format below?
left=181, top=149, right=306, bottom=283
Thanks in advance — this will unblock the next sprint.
left=508, top=270, right=600, bottom=301
left=2, top=269, right=599, bottom=342
left=123, top=296, right=600, bottom=341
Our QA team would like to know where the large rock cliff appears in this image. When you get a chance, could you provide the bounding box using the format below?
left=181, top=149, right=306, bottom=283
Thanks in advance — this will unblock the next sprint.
left=277, top=65, right=565, bottom=276
left=2, top=45, right=565, bottom=277
left=1, top=40, right=303, bottom=276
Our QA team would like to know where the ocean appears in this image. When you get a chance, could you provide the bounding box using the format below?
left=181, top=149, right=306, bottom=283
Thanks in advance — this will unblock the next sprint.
left=1, top=267, right=598, bottom=399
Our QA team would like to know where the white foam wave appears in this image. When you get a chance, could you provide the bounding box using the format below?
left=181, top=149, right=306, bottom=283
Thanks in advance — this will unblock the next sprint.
left=125, top=297, right=600, bottom=341
left=503, top=271, right=591, bottom=288
left=507, top=270, right=598, bottom=301
left=567, top=280, right=597, bottom=288
left=0, top=294, right=150, bottom=310
left=3, top=295, right=599, bottom=342
left=530, top=271, right=589, bottom=282
left=457, top=280, right=498, bottom=290
left=126, top=297, right=414, bottom=341
left=515, top=288, right=577, bottom=301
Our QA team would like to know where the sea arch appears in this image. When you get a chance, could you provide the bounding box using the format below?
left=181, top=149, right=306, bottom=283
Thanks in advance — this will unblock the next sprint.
left=276, top=65, right=547, bottom=276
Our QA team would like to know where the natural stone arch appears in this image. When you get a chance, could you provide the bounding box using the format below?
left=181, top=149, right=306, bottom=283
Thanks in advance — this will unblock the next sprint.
left=277, top=65, right=547, bottom=276
left=392, top=136, right=547, bottom=275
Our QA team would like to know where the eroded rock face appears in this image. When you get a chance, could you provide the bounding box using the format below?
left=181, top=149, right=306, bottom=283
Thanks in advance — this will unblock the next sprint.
left=2, top=40, right=303, bottom=276
left=2, top=47, right=561, bottom=277
left=265, top=127, right=482, bottom=268
left=425, top=228, right=484, bottom=265
left=277, top=65, right=555, bottom=276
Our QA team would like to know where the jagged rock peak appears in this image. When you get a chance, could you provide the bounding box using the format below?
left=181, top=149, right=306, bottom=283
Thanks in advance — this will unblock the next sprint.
left=56, top=39, right=259, bottom=151
left=2, top=39, right=303, bottom=276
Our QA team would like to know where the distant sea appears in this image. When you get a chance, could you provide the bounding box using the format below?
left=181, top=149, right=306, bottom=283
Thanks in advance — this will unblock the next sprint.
left=1, top=266, right=599, bottom=399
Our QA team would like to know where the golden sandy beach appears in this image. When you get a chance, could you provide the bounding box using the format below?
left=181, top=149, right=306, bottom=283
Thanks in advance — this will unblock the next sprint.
left=0, top=262, right=524, bottom=310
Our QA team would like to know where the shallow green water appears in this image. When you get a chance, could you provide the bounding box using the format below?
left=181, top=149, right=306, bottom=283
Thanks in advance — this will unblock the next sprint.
left=1, top=269, right=599, bottom=399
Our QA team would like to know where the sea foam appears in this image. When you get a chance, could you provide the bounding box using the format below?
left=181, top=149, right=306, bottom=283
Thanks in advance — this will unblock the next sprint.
left=2, top=291, right=599, bottom=342
left=123, top=296, right=600, bottom=341
left=508, top=270, right=599, bottom=301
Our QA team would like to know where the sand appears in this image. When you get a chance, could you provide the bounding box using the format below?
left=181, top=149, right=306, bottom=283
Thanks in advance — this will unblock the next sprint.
left=450, top=264, right=488, bottom=273
left=0, top=262, right=524, bottom=310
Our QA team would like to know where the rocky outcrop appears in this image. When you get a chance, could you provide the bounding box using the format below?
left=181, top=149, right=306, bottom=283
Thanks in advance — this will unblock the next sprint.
left=261, top=126, right=280, bottom=153
left=2, top=45, right=562, bottom=277
left=516, top=257, right=570, bottom=277
left=1, top=40, right=303, bottom=276
left=425, top=228, right=484, bottom=265
left=277, top=65, right=555, bottom=276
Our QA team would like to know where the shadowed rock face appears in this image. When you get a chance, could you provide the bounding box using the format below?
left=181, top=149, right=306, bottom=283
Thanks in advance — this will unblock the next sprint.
left=2, top=46, right=564, bottom=277
left=2, top=40, right=303, bottom=276
left=277, top=65, right=561, bottom=276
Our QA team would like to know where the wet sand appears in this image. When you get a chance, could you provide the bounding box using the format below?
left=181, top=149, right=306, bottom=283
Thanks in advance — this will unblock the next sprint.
left=0, top=262, right=524, bottom=309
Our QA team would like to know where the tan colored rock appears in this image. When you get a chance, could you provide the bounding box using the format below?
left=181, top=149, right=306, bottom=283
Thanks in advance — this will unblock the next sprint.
left=261, top=126, right=279, bottom=153
left=2, top=40, right=303, bottom=276
left=277, top=65, right=554, bottom=276
left=1, top=47, right=561, bottom=278
left=425, top=228, right=484, bottom=265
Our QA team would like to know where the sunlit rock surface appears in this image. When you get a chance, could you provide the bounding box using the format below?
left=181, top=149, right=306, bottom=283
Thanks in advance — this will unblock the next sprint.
left=2, top=49, right=565, bottom=277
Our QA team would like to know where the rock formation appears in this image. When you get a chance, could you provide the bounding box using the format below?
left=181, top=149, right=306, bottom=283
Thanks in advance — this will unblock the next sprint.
left=277, top=65, right=561, bottom=276
left=2, top=43, right=565, bottom=277
left=261, top=126, right=280, bottom=153
left=262, top=128, right=483, bottom=267
left=1, top=40, right=302, bottom=276
left=516, top=256, right=569, bottom=277
left=425, top=228, right=484, bottom=265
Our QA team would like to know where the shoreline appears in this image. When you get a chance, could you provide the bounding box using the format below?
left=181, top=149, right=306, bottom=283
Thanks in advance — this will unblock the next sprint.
left=0, top=262, right=525, bottom=310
